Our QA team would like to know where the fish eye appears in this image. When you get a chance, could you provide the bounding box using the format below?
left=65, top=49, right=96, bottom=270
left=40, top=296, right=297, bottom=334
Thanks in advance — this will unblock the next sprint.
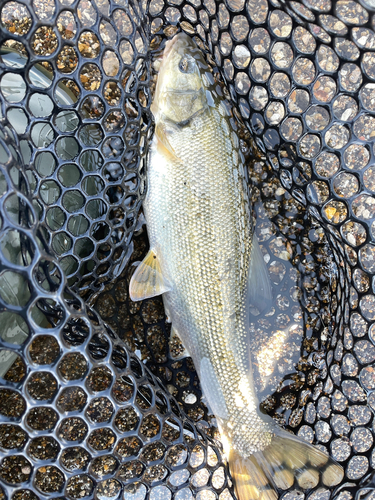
left=178, top=56, right=195, bottom=74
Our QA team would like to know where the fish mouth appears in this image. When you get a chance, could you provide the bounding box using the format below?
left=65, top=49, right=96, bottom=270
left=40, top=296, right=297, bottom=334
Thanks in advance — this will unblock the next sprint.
left=163, top=32, right=195, bottom=59
left=163, top=36, right=178, bottom=59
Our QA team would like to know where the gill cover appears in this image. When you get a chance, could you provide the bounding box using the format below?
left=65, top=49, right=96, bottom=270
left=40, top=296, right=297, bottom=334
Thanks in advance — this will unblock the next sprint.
left=151, top=33, right=210, bottom=125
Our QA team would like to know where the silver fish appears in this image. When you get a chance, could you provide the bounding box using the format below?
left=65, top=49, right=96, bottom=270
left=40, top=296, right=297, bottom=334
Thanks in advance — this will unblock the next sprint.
left=130, top=33, right=343, bottom=500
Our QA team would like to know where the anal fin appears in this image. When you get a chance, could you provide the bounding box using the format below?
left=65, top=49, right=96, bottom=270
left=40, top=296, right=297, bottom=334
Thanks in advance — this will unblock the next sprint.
left=129, top=249, right=171, bottom=301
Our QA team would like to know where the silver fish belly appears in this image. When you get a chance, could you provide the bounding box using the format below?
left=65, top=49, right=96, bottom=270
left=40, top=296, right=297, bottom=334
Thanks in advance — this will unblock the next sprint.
left=130, top=33, right=343, bottom=500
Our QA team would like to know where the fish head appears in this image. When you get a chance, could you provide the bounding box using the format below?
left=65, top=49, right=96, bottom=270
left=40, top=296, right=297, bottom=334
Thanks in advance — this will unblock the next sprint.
left=152, top=33, right=210, bottom=124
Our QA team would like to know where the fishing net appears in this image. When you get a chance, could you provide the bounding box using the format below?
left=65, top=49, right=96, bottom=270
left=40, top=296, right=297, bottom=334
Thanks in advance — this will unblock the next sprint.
left=0, top=0, right=374, bottom=499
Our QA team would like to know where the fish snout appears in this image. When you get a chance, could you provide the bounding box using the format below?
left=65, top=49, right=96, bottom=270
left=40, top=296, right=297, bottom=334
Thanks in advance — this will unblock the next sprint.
left=163, top=32, right=195, bottom=59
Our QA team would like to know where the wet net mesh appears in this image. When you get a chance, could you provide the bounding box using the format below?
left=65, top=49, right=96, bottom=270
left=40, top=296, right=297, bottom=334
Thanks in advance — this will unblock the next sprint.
left=0, top=0, right=375, bottom=499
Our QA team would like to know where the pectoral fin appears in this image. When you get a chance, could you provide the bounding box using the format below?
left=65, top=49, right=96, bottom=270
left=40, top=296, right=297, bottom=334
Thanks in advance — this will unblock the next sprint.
left=155, top=123, right=178, bottom=160
left=129, top=249, right=172, bottom=301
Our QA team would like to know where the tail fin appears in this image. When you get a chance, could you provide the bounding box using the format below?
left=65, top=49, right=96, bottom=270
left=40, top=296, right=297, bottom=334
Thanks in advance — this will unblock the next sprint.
left=229, top=428, right=344, bottom=500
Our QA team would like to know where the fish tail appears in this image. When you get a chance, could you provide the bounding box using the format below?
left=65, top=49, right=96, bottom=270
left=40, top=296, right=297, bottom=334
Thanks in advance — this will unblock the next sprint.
left=228, top=428, right=344, bottom=500
left=229, top=448, right=276, bottom=500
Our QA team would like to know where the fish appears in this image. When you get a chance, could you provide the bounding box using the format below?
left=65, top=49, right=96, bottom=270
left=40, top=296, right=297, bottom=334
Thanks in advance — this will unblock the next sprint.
left=130, top=33, right=344, bottom=500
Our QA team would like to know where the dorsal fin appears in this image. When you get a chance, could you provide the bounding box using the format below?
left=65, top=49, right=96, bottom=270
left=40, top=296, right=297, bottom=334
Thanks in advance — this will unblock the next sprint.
left=129, top=249, right=172, bottom=301
left=247, top=234, right=273, bottom=316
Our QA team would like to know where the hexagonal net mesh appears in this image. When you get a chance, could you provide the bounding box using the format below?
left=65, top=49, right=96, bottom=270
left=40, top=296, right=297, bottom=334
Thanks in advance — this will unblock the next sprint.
left=0, top=0, right=375, bottom=499
left=0, top=0, right=151, bottom=297
left=0, top=118, right=233, bottom=499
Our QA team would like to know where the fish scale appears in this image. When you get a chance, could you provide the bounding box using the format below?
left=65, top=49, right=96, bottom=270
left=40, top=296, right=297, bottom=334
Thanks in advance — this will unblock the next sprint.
left=130, top=33, right=344, bottom=500
left=145, top=93, right=270, bottom=454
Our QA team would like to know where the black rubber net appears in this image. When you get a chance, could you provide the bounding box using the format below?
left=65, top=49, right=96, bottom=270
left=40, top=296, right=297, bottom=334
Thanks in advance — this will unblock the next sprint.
left=0, top=0, right=375, bottom=499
